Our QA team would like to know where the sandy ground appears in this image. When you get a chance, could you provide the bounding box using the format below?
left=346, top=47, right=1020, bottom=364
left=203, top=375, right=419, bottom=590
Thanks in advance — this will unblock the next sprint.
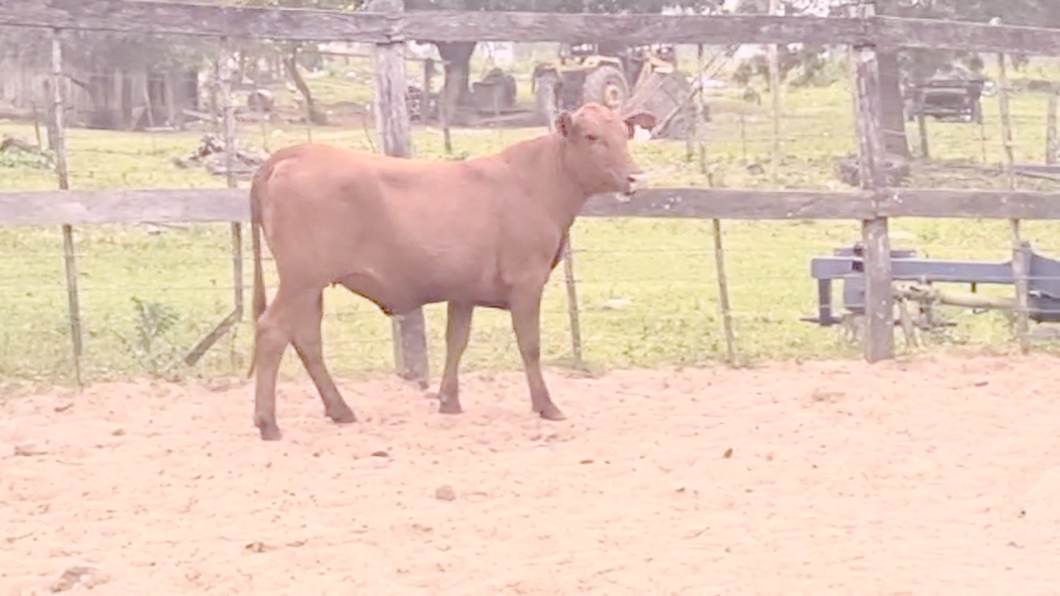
left=3, top=353, right=1060, bottom=595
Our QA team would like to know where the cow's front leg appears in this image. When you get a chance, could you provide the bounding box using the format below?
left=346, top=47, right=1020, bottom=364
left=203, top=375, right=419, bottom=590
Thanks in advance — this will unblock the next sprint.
left=437, top=301, right=474, bottom=414
left=509, top=287, right=565, bottom=421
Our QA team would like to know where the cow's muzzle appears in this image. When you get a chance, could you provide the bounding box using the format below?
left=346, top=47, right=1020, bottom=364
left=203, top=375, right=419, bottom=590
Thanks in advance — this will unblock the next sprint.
left=626, top=171, right=648, bottom=193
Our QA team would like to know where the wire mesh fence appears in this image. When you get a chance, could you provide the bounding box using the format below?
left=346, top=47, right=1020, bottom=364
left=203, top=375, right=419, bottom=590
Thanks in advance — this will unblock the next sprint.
left=3, top=15, right=1060, bottom=384
left=7, top=215, right=1060, bottom=386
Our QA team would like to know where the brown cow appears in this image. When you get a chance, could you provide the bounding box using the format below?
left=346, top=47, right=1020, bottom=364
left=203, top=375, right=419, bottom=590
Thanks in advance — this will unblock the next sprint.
left=248, top=102, right=650, bottom=441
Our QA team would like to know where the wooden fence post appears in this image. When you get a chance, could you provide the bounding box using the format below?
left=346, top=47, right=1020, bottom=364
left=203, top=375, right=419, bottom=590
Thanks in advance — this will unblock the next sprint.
left=560, top=238, right=583, bottom=366
left=434, top=57, right=453, bottom=156
left=850, top=6, right=894, bottom=363
left=711, top=219, right=736, bottom=363
left=1046, top=87, right=1058, bottom=165
left=696, top=44, right=736, bottom=363
left=183, top=39, right=246, bottom=368
left=995, top=49, right=1031, bottom=353
left=768, top=0, right=782, bottom=186
left=371, top=0, right=430, bottom=387
left=538, top=72, right=584, bottom=366
left=223, top=40, right=245, bottom=372
left=438, top=87, right=453, bottom=155
left=422, top=57, right=434, bottom=127
left=220, top=39, right=244, bottom=323
left=916, top=112, right=930, bottom=158
left=51, top=30, right=83, bottom=386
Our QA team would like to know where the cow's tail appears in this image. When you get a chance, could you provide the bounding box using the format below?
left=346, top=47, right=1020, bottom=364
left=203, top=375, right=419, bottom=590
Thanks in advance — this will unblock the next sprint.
left=246, top=156, right=276, bottom=379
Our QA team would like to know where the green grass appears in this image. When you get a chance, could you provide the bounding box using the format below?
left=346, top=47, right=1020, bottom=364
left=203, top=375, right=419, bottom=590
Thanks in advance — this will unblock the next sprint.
left=5, top=57, right=1060, bottom=386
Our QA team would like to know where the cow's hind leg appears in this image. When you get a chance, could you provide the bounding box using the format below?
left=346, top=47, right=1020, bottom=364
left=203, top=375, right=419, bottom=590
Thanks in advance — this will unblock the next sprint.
left=509, top=288, right=565, bottom=421
left=437, top=301, right=474, bottom=414
left=253, top=286, right=300, bottom=441
left=292, top=292, right=356, bottom=424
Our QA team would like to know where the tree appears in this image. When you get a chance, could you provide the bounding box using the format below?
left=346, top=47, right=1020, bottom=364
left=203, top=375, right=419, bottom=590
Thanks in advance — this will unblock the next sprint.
left=872, top=0, right=1060, bottom=158
left=3, top=0, right=364, bottom=129
left=729, top=1, right=847, bottom=94
left=733, top=0, right=1060, bottom=158
left=227, top=0, right=365, bottom=125
left=0, top=10, right=220, bottom=130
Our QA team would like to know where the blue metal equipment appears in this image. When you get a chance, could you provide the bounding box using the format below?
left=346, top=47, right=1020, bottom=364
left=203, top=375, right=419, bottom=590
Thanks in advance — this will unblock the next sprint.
left=803, top=243, right=1060, bottom=326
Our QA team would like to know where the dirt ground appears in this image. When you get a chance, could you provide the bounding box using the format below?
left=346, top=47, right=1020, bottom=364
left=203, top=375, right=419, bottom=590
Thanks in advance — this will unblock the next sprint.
left=3, top=353, right=1060, bottom=595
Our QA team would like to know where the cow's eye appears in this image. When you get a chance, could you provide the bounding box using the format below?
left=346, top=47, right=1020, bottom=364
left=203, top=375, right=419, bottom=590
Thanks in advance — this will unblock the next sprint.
left=586, top=134, right=598, bottom=142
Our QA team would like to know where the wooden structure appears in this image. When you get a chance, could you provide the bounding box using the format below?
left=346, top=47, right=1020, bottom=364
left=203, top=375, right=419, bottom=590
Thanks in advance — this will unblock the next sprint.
left=0, top=55, right=199, bottom=130
left=5, top=1, right=1060, bottom=379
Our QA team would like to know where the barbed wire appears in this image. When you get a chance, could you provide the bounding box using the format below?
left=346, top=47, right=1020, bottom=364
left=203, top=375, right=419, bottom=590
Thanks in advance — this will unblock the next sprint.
left=5, top=221, right=1060, bottom=381
left=5, top=31, right=1060, bottom=382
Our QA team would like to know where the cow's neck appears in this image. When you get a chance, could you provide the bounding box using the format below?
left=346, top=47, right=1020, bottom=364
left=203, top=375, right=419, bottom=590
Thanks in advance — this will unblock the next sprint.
left=543, top=134, right=596, bottom=227
left=492, top=133, right=594, bottom=232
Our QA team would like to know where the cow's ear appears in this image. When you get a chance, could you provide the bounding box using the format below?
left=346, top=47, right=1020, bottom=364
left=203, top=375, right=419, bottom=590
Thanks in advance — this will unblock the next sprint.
left=555, top=111, right=574, bottom=137
left=624, top=112, right=656, bottom=139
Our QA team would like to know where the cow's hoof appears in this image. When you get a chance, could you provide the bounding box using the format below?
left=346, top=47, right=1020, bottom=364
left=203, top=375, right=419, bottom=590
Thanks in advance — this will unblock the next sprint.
left=438, top=398, right=463, bottom=415
left=537, top=403, right=566, bottom=421
left=326, top=404, right=357, bottom=424
left=258, top=424, right=283, bottom=441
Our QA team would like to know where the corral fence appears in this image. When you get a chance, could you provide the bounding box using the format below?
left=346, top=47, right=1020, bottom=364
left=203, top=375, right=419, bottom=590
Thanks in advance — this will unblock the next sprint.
left=3, top=0, right=1060, bottom=386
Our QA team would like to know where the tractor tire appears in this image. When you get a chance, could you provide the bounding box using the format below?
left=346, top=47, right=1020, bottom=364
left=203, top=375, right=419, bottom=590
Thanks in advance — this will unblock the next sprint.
left=582, top=65, right=629, bottom=112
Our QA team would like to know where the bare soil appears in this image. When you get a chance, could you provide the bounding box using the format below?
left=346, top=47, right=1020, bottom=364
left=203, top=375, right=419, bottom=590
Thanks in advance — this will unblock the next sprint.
left=3, top=354, right=1060, bottom=595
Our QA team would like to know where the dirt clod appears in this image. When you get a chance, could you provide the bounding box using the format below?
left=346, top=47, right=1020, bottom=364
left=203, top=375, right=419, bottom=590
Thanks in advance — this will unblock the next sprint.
left=50, top=566, right=106, bottom=592
left=14, top=444, right=46, bottom=457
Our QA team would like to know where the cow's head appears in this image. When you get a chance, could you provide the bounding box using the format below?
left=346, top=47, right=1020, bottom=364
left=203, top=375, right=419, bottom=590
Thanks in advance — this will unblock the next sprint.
left=555, top=103, right=652, bottom=196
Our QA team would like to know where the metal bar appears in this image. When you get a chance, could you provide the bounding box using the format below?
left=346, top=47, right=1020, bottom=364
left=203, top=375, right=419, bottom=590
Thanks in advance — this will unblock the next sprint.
left=810, top=256, right=1015, bottom=285
left=816, top=278, right=833, bottom=323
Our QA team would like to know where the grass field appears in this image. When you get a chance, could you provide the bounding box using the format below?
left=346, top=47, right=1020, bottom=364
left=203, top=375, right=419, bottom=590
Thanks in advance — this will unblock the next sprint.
left=4, top=52, right=1060, bottom=387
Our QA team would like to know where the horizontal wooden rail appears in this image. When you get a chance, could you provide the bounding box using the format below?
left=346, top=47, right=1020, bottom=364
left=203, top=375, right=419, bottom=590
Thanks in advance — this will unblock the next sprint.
left=6, top=187, right=1060, bottom=226
left=873, top=15, right=1060, bottom=56
left=0, top=6, right=864, bottom=45
left=2, top=3, right=1060, bottom=55
left=0, top=188, right=246, bottom=225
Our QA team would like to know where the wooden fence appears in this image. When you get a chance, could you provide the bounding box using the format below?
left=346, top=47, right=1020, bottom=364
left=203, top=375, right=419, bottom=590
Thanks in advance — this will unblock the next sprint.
left=4, top=0, right=1060, bottom=385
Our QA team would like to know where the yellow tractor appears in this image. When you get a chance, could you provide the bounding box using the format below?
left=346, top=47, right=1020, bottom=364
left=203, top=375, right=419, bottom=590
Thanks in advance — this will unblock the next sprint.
left=531, top=42, right=693, bottom=139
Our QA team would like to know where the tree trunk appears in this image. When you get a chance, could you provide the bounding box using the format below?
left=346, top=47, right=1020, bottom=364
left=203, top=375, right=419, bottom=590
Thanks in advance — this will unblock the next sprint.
left=435, top=41, right=476, bottom=122
left=285, top=45, right=327, bottom=125
left=872, top=1, right=909, bottom=159
left=876, top=49, right=910, bottom=158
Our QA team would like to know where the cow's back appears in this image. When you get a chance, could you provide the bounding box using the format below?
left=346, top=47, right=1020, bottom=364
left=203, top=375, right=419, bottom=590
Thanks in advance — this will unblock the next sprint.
left=255, top=142, right=544, bottom=306
left=257, top=145, right=393, bottom=280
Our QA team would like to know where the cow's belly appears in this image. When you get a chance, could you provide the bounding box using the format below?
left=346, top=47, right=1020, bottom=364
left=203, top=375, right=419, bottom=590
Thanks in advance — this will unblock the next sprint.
left=336, top=246, right=506, bottom=314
